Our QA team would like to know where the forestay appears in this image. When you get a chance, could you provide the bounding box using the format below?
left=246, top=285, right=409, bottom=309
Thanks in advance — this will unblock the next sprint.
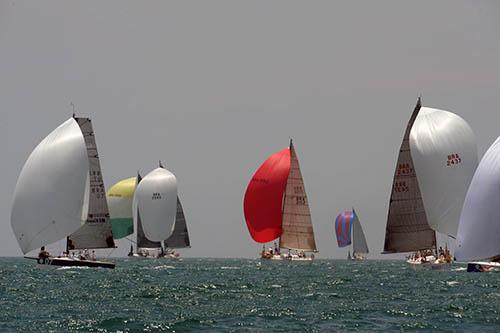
left=11, top=118, right=89, bottom=254
left=410, top=107, right=478, bottom=237
left=456, top=137, right=500, bottom=262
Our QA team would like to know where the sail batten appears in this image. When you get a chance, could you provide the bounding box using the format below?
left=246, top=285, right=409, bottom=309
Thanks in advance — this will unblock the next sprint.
left=67, top=118, right=115, bottom=250
left=279, top=142, right=317, bottom=252
left=384, top=99, right=436, bottom=253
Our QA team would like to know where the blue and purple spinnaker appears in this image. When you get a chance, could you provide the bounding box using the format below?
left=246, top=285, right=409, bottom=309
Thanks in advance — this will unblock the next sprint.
left=335, top=210, right=355, bottom=247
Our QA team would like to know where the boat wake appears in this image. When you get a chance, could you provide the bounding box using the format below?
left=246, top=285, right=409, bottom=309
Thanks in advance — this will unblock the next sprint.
left=153, top=265, right=175, bottom=270
left=56, top=266, right=89, bottom=270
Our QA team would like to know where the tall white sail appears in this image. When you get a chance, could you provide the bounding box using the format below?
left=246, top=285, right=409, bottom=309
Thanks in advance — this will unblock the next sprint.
left=410, top=107, right=478, bottom=237
left=352, top=210, right=369, bottom=254
left=11, top=118, right=89, bottom=254
left=456, top=137, right=500, bottom=262
left=134, top=167, right=177, bottom=242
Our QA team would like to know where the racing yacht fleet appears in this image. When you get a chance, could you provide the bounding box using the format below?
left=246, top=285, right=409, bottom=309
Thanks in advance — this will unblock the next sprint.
left=9, top=98, right=500, bottom=271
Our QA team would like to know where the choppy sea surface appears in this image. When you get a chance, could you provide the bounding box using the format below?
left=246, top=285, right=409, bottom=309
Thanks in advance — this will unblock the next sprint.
left=0, top=258, right=498, bottom=332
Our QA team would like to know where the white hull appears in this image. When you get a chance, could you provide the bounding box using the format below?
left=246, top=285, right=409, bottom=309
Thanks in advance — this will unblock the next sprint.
left=260, top=254, right=314, bottom=261
left=406, top=255, right=436, bottom=266
left=467, top=261, right=500, bottom=272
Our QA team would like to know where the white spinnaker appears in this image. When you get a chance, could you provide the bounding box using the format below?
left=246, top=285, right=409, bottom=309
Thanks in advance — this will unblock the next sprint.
left=135, top=168, right=177, bottom=241
left=11, top=118, right=89, bottom=254
left=456, top=137, right=500, bottom=262
left=410, top=107, right=478, bottom=237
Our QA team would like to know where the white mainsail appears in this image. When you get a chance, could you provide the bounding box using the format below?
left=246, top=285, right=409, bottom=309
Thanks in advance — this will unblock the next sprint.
left=11, top=118, right=89, bottom=254
left=352, top=209, right=369, bottom=254
left=134, top=167, right=177, bottom=242
left=279, top=140, right=317, bottom=252
left=410, top=107, right=478, bottom=237
left=456, top=137, right=500, bottom=262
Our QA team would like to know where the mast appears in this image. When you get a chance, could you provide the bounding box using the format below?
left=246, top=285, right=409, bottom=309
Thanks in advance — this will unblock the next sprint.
left=279, top=139, right=317, bottom=252
left=383, top=98, right=436, bottom=253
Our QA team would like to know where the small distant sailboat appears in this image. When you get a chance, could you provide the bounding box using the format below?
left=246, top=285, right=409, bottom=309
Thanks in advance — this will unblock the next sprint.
left=334, top=209, right=369, bottom=260
left=456, top=138, right=500, bottom=272
left=244, top=139, right=318, bottom=261
left=11, top=117, right=116, bottom=268
left=383, top=98, right=477, bottom=267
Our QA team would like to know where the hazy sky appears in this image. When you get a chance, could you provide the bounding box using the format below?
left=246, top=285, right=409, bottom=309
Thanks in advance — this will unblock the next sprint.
left=1, top=1, right=499, bottom=258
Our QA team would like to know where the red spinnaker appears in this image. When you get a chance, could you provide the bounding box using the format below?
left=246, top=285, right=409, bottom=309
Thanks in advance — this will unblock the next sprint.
left=243, top=148, right=291, bottom=243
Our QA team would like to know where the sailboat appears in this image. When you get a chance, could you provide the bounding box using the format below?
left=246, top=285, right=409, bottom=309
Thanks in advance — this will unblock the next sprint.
left=456, top=138, right=500, bottom=272
left=334, top=209, right=369, bottom=260
left=244, top=139, right=318, bottom=261
left=126, top=164, right=189, bottom=258
left=11, top=116, right=116, bottom=269
left=383, top=98, right=477, bottom=267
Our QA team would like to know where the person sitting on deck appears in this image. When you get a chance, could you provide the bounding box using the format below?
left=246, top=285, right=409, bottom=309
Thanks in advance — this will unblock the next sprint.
left=91, top=251, right=96, bottom=261
left=38, top=246, right=50, bottom=260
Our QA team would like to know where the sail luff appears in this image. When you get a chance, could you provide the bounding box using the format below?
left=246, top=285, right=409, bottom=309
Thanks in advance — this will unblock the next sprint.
left=67, top=117, right=115, bottom=250
left=383, top=99, right=436, bottom=253
left=279, top=141, right=317, bottom=252
left=164, top=196, right=191, bottom=249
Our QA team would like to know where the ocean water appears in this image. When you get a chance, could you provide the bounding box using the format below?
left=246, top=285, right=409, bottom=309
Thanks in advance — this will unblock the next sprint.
left=0, top=258, right=498, bottom=332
